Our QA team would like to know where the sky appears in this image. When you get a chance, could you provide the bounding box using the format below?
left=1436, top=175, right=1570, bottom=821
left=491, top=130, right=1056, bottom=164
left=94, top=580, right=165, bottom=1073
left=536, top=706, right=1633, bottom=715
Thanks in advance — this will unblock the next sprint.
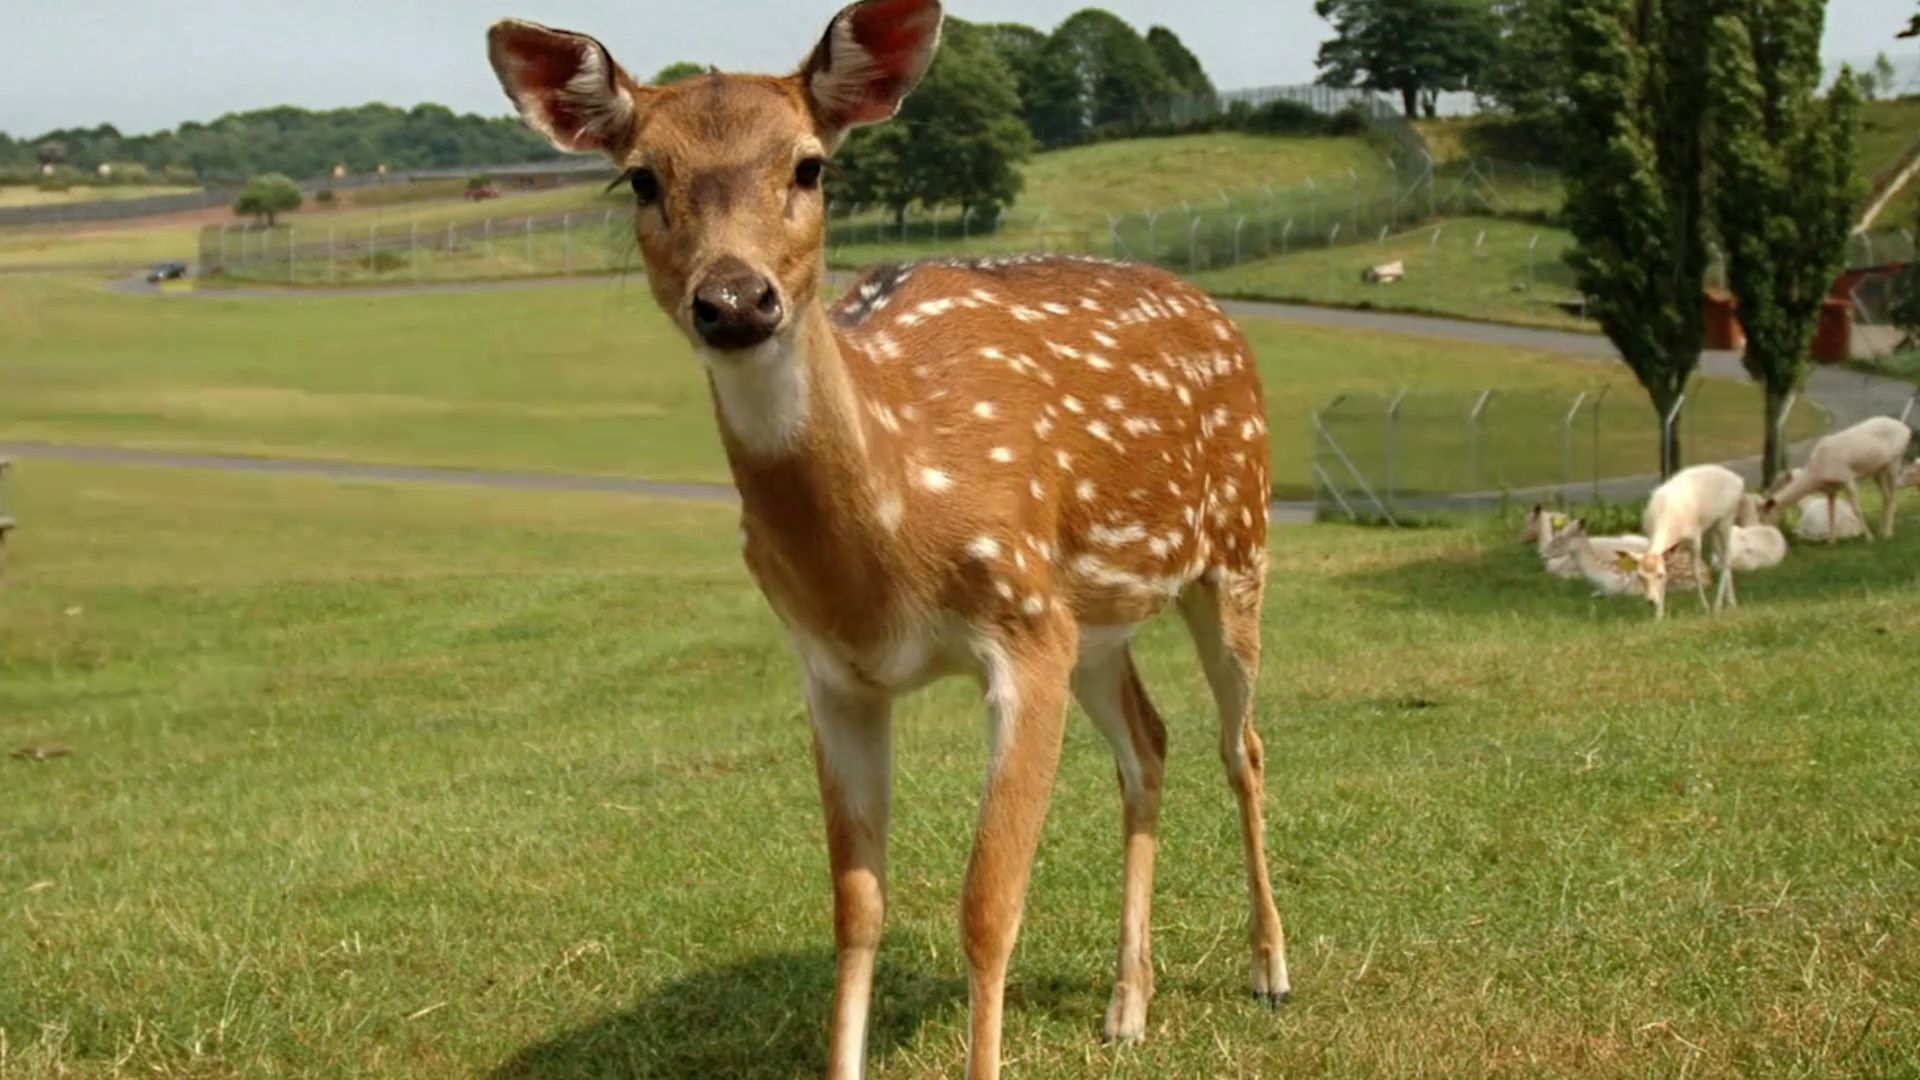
left=2, top=0, right=1914, bottom=138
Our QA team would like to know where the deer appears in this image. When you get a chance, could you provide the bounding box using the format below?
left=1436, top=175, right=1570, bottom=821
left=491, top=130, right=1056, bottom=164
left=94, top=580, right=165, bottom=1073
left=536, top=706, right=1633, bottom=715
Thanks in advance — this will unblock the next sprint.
left=486, top=3, right=1288, bottom=1078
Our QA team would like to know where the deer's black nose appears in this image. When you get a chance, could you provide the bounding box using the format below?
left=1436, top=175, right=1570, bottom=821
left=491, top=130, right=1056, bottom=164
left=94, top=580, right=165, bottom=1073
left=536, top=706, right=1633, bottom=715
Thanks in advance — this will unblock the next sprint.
left=691, top=257, right=783, bottom=350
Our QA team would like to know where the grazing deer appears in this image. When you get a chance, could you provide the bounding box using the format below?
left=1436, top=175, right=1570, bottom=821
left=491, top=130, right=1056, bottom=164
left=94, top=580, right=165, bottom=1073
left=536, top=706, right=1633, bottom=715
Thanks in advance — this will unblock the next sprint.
left=488, top=3, right=1286, bottom=1075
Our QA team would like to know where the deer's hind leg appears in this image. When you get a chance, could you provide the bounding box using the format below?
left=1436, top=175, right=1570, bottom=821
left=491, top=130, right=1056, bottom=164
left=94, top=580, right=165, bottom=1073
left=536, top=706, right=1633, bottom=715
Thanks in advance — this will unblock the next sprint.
left=1178, top=570, right=1289, bottom=1005
left=1072, top=639, right=1167, bottom=1043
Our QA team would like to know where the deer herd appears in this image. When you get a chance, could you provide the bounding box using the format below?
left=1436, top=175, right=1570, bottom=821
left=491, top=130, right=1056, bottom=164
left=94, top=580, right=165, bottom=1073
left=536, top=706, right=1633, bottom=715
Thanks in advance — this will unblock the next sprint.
left=1525, top=415, right=1917, bottom=617
left=484, top=1, right=1915, bottom=1075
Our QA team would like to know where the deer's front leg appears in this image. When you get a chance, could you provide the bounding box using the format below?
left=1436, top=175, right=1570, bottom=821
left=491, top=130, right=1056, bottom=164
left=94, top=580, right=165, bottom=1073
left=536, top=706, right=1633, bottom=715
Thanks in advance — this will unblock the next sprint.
left=806, top=672, right=893, bottom=1080
left=962, top=629, right=1075, bottom=1080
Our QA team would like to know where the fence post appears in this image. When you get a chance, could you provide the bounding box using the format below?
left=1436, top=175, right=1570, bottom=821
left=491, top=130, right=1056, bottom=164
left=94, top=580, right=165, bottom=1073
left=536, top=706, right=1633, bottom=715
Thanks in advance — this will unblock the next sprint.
left=963, top=205, right=976, bottom=243
left=367, top=225, right=375, bottom=273
left=410, top=222, right=419, bottom=280
left=1526, top=232, right=1541, bottom=297
left=1591, top=384, right=1610, bottom=501
left=1902, top=390, right=1920, bottom=426
left=1263, top=185, right=1276, bottom=253
left=446, top=221, right=455, bottom=259
left=1347, top=166, right=1359, bottom=238
left=238, top=224, right=250, bottom=268
left=1306, top=176, right=1318, bottom=233
left=1187, top=215, right=1203, bottom=272
left=1106, top=213, right=1122, bottom=258
left=1325, top=223, right=1342, bottom=301
left=1386, top=387, right=1407, bottom=510
left=289, top=226, right=297, bottom=284
left=1473, top=229, right=1487, bottom=316
left=484, top=217, right=492, bottom=256
left=1281, top=217, right=1294, bottom=257
left=218, top=224, right=229, bottom=269
left=1562, top=391, right=1588, bottom=498
left=1233, top=216, right=1247, bottom=278
left=1144, top=210, right=1159, bottom=263
left=1468, top=390, right=1493, bottom=498
left=1427, top=226, right=1443, bottom=311
left=327, top=227, right=335, bottom=283
left=1422, top=150, right=1435, bottom=221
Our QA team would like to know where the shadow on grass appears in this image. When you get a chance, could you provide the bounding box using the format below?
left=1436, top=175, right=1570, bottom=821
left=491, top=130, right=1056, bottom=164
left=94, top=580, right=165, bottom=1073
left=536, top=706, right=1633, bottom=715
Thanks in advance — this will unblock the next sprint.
left=489, top=943, right=1093, bottom=1079
left=1333, top=522, right=1920, bottom=621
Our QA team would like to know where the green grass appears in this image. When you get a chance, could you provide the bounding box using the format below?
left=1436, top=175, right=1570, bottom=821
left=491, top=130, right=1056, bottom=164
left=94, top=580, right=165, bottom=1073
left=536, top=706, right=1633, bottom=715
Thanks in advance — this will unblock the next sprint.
left=0, top=182, right=623, bottom=273
left=5, top=459, right=1920, bottom=1077
left=0, top=184, right=203, bottom=207
left=0, top=272, right=1815, bottom=499
left=0, top=222, right=202, bottom=270
left=1197, top=216, right=1590, bottom=331
left=1857, top=98, right=1920, bottom=227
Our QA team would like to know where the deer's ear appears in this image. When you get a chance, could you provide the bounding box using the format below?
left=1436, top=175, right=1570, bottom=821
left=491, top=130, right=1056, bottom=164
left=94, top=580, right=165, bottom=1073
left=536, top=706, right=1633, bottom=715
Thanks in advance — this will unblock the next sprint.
left=488, top=19, right=639, bottom=156
left=801, top=0, right=942, bottom=139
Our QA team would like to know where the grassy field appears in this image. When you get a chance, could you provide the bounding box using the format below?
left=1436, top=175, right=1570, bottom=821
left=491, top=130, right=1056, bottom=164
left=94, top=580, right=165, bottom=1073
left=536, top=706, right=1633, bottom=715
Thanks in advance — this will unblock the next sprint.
left=0, top=184, right=203, bottom=208
left=0, top=182, right=622, bottom=273
left=5, top=458, right=1920, bottom=1077
left=1857, top=97, right=1920, bottom=225
left=1199, top=217, right=1589, bottom=331
left=203, top=133, right=1396, bottom=286
left=0, top=273, right=1817, bottom=499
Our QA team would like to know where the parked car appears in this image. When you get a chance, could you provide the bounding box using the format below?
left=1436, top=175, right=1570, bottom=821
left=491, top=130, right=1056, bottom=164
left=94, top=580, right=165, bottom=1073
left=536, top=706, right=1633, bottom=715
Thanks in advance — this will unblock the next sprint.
left=146, top=261, right=188, bottom=283
left=465, top=184, right=501, bottom=202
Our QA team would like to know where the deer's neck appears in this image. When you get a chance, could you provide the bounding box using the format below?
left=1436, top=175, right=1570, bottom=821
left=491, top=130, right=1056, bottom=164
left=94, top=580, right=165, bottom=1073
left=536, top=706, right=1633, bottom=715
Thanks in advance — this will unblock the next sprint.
left=711, top=303, right=915, bottom=640
left=708, top=300, right=880, bottom=473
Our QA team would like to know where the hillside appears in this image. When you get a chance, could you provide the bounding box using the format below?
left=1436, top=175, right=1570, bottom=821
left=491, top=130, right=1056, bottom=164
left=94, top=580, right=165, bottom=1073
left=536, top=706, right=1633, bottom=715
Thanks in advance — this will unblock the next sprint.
left=1856, top=97, right=1920, bottom=227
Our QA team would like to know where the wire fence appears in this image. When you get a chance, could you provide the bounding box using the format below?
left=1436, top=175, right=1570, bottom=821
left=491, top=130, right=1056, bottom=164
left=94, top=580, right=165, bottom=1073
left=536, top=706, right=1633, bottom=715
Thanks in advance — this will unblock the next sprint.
left=198, top=208, right=636, bottom=284
left=817, top=156, right=1577, bottom=325
left=1309, top=382, right=1846, bottom=521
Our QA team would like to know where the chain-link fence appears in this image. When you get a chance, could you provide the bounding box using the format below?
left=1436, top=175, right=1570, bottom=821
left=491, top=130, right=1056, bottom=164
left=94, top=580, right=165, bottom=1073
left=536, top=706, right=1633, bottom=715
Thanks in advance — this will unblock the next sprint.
left=198, top=208, right=637, bottom=284
left=1309, top=382, right=1839, bottom=521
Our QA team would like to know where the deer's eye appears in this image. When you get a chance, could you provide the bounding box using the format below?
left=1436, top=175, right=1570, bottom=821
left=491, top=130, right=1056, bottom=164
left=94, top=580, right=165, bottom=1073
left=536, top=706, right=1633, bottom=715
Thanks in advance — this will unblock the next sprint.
left=794, top=157, right=825, bottom=190
left=630, top=168, right=660, bottom=205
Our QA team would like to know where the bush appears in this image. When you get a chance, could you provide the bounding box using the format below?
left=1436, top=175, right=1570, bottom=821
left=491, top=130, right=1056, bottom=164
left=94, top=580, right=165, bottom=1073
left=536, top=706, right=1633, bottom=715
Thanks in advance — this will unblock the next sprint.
left=1327, top=105, right=1372, bottom=137
left=315, top=190, right=336, bottom=205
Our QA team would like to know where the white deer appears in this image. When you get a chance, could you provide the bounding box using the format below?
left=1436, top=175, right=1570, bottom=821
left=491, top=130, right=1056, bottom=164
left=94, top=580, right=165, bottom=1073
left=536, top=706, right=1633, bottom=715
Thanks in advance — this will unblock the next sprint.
left=488, top=5, right=1288, bottom=1077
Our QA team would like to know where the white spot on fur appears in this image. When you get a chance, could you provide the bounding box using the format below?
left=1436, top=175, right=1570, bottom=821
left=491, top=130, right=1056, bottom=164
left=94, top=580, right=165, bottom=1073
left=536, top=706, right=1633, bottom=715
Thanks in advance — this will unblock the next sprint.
left=990, top=447, right=1014, bottom=463
left=969, top=536, right=1002, bottom=561
left=973, top=401, right=996, bottom=419
left=919, top=468, right=952, bottom=493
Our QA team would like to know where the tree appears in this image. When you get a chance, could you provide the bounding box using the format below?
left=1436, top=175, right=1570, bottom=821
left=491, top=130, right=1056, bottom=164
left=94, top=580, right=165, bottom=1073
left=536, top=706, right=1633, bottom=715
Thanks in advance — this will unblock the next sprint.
left=1903, top=3, right=1918, bottom=36
left=1708, top=8, right=1860, bottom=486
left=1856, top=51, right=1896, bottom=99
left=1050, top=9, right=1177, bottom=134
left=834, top=19, right=1033, bottom=229
left=1893, top=203, right=1920, bottom=340
left=652, top=61, right=706, bottom=85
left=982, top=23, right=1085, bottom=148
left=1313, top=0, right=1498, bottom=119
left=1145, top=27, right=1215, bottom=99
left=1478, top=0, right=1570, bottom=151
left=233, top=173, right=302, bottom=226
left=1561, top=0, right=1713, bottom=477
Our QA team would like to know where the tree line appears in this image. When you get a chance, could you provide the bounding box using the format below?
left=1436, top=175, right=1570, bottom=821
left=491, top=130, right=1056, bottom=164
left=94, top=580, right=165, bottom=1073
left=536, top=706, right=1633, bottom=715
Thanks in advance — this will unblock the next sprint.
left=0, top=7, right=1217, bottom=192
left=0, top=102, right=561, bottom=186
